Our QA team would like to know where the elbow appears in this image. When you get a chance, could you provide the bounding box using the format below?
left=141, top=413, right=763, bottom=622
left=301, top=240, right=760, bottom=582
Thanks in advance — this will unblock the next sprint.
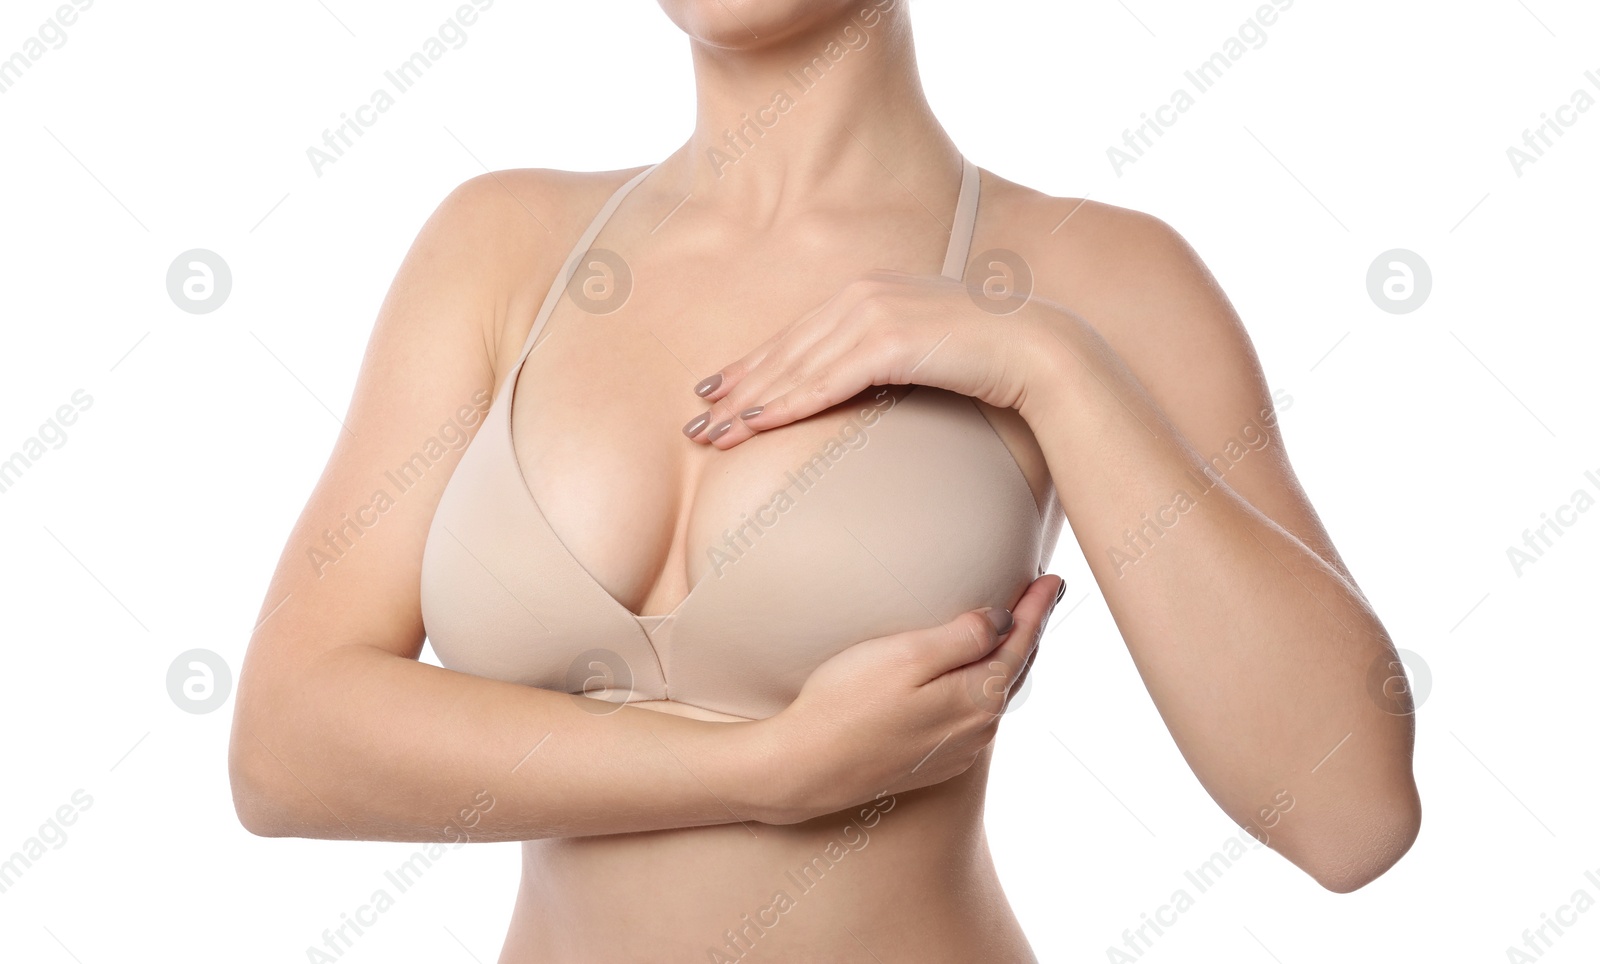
left=227, top=647, right=360, bottom=839
left=231, top=787, right=290, bottom=839
left=228, top=704, right=335, bottom=839
left=228, top=726, right=294, bottom=837
left=1299, top=787, right=1422, bottom=894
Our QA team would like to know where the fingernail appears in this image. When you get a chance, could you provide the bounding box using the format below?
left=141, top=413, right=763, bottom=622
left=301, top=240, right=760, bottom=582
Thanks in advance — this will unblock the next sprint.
left=694, top=373, right=723, bottom=397
left=707, top=419, right=735, bottom=441
left=1053, top=579, right=1067, bottom=606
left=984, top=608, right=1014, bottom=635
left=682, top=412, right=711, bottom=438
left=738, top=405, right=764, bottom=420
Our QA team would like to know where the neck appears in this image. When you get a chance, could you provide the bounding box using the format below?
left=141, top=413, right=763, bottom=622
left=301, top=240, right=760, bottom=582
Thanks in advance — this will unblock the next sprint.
left=664, top=3, right=961, bottom=222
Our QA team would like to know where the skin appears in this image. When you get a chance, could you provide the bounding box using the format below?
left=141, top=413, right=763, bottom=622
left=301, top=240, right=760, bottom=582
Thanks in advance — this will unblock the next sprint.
left=229, top=0, right=1420, bottom=961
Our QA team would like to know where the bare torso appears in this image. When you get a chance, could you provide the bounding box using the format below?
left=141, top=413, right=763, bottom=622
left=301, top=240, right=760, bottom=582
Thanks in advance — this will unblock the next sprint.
left=505, top=708, right=1024, bottom=962
left=471, top=162, right=1092, bottom=960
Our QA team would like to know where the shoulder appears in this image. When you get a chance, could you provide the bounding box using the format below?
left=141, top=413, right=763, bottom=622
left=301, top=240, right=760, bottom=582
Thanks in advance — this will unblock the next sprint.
left=421, top=165, right=651, bottom=278
left=980, top=171, right=1232, bottom=326
left=415, top=165, right=652, bottom=375
left=980, top=171, right=1348, bottom=580
left=978, top=170, right=1251, bottom=374
left=430, top=166, right=649, bottom=240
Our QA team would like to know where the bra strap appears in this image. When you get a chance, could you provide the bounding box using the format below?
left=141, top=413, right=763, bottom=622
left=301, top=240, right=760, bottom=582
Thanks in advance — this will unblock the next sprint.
left=518, top=164, right=659, bottom=359
left=940, top=156, right=980, bottom=282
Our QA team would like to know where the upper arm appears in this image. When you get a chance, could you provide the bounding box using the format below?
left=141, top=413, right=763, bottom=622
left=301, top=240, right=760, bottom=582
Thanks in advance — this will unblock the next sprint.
left=237, top=172, right=550, bottom=683
left=1044, top=202, right=1357, bottom=589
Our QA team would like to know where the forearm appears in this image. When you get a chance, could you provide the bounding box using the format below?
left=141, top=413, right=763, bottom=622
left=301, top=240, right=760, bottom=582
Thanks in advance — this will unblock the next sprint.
left=1018, top=310, right=1417, bottom=887
left=229, top=643, right=780, bottom=842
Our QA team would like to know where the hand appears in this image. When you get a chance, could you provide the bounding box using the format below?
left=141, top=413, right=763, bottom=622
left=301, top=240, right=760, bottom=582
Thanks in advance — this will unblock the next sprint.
left=753, top=573, right=1065, bottom=824
left=684, top=270, right=1044, bottom=449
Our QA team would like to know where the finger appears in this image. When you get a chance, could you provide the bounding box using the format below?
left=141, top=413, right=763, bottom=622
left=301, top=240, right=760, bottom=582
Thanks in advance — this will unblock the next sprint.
left=726, top=340, right=886, bottom=443
left=1005, top=623, right=1044, bottom=711
left=691, top=349, right=830, bottom=447
left=695, top=317, right=871, bottom=447
left=905, top=574, right=1053, bottom=682
left=994, top=575, right=1060, bottom=682
left=686, top=367, right=795, bottom=445
left=953, top=575, right=1061, bottom=712
left=1008, top=575, right=1063, bottom=703
left=691, top=298, right=838, bottom=404
left=685, top=311, right=850, bottom=446
left=693, top=338, right=778, bottom=405
left=973, top=606, right=1046, bottom=717
left=907, top=609, right=1009, bottom=684
left=702, top=361, right=855, bottom=448
left=690, top=271, right=904, bottom=414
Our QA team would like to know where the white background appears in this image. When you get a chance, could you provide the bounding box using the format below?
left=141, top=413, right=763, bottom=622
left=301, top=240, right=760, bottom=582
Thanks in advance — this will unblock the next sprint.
left=1, top=0, right=1596, bottom=961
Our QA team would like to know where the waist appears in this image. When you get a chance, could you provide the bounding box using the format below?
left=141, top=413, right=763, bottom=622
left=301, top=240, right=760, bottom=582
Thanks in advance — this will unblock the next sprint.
left=502, top=756, right=1035, bottom=962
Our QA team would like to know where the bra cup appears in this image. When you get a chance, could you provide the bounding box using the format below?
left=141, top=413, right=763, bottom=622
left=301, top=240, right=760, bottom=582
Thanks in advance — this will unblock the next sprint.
left=666, top=388, right=1040, bottom=719
left=421, top=372, right=667, bottom=695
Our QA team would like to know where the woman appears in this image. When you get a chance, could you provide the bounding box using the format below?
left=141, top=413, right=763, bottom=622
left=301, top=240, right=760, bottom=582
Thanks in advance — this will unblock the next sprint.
left=229, top=1, right=1421, bottom=960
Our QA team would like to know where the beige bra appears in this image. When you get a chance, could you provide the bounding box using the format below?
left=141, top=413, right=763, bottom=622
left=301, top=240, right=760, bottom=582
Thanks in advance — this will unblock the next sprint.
left=420, top=158, right=1045, bottom=721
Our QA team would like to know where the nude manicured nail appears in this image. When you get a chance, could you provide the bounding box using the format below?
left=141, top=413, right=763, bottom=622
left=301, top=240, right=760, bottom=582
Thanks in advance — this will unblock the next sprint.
left=682, top=412, right=711, bottom=438
left=694, top=373, right=723, bottom=397
left=985, top=608, right=1014, bottom=635
left=1053, top=580, right=1067, bottom=606
left=707, top=419, right=734, bottom=441
left=738, top=406, right=764, bottom=420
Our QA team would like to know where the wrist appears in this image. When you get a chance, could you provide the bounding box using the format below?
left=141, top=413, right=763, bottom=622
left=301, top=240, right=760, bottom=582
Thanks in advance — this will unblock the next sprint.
left=1012, top=303, right=1077, bottom=423
left=1016, top=302, right=1118, bottom=429
left=732, top=715, right=819, bottom=825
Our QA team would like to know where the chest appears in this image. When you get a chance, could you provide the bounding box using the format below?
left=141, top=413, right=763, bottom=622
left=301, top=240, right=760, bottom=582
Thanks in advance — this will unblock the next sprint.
left=508, top=255, right=925, bottom=614
left=420, top=167, right=1052, bottom=718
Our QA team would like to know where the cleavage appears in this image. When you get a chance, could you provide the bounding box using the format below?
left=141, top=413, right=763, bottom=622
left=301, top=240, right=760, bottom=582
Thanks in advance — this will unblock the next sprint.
left=508, top=210, right=962, bottom=616
left=512, top=308, right=929, bottom=619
